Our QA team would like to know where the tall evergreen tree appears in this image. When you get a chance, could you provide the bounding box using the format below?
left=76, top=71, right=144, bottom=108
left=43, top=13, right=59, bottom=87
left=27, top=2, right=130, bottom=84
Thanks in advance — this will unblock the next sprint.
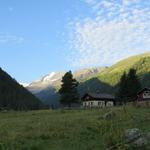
left=126, top=68, right=141, bottom=101
left=116, top=72, right=128, bottom=104
left=117, top=68, right=141, bottom=103
left=59, top=71, right=79, bottom=107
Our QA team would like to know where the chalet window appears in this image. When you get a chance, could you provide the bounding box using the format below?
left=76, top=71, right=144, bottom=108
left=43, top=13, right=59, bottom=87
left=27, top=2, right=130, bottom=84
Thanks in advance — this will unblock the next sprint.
left=91, top=102, right=93, bottom=106
left=143, top=92, right=150, bottom=98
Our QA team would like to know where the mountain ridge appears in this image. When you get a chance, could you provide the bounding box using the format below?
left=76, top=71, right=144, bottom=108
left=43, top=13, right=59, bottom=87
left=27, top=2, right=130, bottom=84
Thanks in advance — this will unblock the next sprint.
left=0, top=68, right=42, bottom=110
left=26, top=52, right=150, bottom=106
left=26, top=67, right=106, bottom=105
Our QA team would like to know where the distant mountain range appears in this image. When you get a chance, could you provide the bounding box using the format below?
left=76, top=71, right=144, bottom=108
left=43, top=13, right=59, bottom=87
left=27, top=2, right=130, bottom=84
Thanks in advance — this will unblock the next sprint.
left=25, top=68, right=105, bottom=106
left=25, top=52, right=150, bottom=107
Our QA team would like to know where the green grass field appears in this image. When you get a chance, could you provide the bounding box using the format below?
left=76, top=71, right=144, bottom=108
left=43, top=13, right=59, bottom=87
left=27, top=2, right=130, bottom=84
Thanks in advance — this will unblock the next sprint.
left=0, top=106, right=149, bottom=150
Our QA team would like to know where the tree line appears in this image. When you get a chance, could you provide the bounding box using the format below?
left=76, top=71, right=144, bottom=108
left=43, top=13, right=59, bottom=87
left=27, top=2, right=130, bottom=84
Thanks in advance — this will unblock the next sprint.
left=59, top=68, right=142, bottom=107
left=116, top=68, right=141, bottom=104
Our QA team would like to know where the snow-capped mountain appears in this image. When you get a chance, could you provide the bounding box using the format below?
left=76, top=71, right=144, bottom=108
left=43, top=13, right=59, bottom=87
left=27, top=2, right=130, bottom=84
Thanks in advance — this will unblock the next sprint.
left=26, top=67, right=106, bottom=106
left=20, top=83, right=29, bottom=87
left=27, top=72, right=65, bottom=94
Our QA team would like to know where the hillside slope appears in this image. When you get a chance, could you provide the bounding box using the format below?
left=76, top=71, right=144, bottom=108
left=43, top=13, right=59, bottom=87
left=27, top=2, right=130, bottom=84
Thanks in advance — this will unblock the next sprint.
left=0, top=68, right=42, bottom=110
left=26, top=52, right=150, bottom=106
left=79, top=52, right=150, bottom=95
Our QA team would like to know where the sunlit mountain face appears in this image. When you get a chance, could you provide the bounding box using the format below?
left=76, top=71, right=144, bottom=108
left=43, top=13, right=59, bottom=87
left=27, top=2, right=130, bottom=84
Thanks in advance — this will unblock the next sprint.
left=25, top=67, right=105, bottom=105
left=27, top=67, right=105, bottom=93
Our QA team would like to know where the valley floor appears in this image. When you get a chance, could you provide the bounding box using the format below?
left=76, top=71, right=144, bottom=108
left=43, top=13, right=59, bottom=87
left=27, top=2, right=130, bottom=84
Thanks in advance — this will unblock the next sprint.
left=0, top=106, right=149, bottom=150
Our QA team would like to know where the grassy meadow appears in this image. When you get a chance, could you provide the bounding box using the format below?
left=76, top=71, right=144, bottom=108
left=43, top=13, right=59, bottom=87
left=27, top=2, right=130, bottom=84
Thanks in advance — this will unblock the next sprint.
left=0, top=106, right=149, bottom=150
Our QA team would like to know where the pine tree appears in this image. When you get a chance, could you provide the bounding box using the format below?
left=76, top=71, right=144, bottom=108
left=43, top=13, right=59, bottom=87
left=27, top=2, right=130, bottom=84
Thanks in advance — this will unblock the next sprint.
left=117, top=69, right=141, bottom=103
left=117, top=72, right=128, bottom=104
left=59, top=71, right=79, bottom=107
left=126, top=68, right=141, bottom=101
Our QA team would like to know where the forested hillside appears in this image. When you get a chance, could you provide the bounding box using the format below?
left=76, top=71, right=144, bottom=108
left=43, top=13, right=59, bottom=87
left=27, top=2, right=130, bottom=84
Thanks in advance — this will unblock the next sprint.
left=0, top=68, right=42, bottom=110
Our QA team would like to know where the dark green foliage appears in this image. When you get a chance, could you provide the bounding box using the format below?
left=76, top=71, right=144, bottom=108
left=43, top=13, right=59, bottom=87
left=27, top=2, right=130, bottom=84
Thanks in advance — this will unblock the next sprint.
left=0, top=68, right=42, bottom=110
left=126, top=69, right=141, bottom=100
left=59, top=71, right=79, bottom=107
left=116, top=72, right=128, bottom=103
left=78, top=78, right=115, bottom=96
left=117, top=69, right=141, bottom=103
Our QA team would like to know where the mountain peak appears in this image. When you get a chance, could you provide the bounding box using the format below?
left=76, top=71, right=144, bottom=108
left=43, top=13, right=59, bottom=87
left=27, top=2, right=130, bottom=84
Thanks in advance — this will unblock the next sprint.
left=20, top=83, right=29, bottom=87
left=26, top=67, right=106, bottom=95
left=42, top=72, right=56, bottom=82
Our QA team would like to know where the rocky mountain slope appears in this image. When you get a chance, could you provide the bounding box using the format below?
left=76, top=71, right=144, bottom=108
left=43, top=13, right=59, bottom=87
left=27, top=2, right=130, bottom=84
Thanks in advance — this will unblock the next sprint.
left=26, top=67, right=106, bottom=106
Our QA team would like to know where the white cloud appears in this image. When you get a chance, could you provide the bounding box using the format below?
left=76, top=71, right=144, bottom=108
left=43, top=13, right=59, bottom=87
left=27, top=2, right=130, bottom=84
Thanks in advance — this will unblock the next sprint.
left=68, top=0, right=150, bottom=67
left=0, top=34, right=24, bottom=44
left=122, top=0, right=141, bottom=6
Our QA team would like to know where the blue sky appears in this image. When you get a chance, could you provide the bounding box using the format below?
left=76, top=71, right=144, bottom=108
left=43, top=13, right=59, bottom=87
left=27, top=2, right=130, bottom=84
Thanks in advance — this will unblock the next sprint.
left=0, top=0, right=150, bottom=83
left=0, top=0, right=89, bottom=83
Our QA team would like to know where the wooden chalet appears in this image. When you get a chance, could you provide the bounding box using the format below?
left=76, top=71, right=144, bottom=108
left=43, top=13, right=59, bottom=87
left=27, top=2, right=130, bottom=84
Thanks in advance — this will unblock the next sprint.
left=137, top=88, right=150, bottom=106
left=82, top=92, right=115, bottom=108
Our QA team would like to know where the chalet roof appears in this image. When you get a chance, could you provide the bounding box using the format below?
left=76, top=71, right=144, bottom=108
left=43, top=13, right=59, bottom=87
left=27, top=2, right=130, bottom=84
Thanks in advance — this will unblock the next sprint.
left=82, top=92, right=115, bottom=101
left=137, top=87, right=150, bottom=95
